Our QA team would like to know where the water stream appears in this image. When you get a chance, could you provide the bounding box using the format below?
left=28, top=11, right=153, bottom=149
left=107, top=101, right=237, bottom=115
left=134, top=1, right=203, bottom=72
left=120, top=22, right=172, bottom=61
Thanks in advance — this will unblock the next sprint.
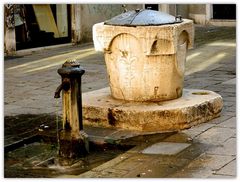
left=55, top=100, right=60, bottom=155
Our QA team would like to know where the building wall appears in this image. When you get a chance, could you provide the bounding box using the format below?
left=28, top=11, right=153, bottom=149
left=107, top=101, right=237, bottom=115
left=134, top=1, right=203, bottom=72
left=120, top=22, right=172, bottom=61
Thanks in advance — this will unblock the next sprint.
left=70, top=4, right=237, bottom=45
left=176, top=4, right=189, bottom=18
left=4, top=5, right=16, bottom=55
left=189, top=4, right=206, bottom=14
left=189, top=4, right=207, bottom=24
left=4, top=4, right=236, bottom=55
left=169, top=4, right=176, bottom=15
left=74, top=4, right=142, bottom=43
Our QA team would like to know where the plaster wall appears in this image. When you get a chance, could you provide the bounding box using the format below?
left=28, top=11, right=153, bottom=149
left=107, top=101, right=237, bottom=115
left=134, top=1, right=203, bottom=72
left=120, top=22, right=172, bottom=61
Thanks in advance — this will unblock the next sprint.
left=79, top=4, right=142, bottom=42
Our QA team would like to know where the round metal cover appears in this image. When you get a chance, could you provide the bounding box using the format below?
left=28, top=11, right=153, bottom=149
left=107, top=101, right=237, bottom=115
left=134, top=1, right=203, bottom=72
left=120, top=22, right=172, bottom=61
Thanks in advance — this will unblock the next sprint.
left=104, top=9, right=182, bottom=26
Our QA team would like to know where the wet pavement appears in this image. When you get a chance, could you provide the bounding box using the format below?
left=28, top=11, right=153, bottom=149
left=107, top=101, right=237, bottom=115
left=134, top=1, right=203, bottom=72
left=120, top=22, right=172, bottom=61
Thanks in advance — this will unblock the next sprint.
left=4, top=114, right=134, bottom=178
left=4, top=25, right=236, bottom=178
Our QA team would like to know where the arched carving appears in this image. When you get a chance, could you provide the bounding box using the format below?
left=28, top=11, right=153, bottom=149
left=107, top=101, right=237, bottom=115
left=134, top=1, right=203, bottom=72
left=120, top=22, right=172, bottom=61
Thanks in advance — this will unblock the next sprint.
left=178, top=30, right=189, bottom=47
left=175, top=30, right=189, bottom=76
left=150, top=39, right=172, bottom=55
left=107, top=33, right=140, bottom=51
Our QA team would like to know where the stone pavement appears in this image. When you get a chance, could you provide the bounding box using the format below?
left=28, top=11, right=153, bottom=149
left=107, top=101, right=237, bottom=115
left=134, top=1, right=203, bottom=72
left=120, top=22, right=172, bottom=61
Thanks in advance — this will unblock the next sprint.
left=4, top=25, right=236, bottom=178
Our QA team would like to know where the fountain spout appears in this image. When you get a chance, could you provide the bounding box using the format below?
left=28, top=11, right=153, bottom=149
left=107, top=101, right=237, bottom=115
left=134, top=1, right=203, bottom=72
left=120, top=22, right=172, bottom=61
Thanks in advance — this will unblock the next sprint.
left=54, top=84, right=63, bottom=98
left=54, top=78, right=70, bottom=98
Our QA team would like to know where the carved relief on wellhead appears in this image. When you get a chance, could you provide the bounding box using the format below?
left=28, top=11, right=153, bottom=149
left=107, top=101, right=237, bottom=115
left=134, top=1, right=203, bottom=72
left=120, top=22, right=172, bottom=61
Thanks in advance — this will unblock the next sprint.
left=104, top=33, right=143, bottom=100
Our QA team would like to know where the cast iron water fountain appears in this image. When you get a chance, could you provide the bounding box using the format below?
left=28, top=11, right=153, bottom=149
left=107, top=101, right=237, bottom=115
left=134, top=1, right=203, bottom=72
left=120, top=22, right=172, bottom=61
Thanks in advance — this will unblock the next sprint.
left=54, top=59, right=89, bottom=159
left=4, top=58, right=133, bottom=178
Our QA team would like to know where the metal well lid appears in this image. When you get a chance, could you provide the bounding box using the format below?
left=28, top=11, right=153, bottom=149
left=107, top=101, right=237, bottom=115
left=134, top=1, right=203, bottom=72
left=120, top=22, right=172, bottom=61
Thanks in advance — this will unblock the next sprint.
left=104, top=9, right=182, bottom=26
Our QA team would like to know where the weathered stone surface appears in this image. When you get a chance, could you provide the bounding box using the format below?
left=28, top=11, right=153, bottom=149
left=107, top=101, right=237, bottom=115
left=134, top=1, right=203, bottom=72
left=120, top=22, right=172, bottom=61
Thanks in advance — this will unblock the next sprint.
left=83, top=87, right=223, bottom=132
left=93, top=19, right=194, bottom=101
left=93, top=20, right=194, bottom=55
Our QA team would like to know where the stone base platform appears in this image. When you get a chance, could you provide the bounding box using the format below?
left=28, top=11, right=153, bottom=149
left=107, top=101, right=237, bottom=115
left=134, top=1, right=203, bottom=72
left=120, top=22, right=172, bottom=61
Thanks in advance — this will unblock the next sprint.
left=82, top=87, right=223, bottom=132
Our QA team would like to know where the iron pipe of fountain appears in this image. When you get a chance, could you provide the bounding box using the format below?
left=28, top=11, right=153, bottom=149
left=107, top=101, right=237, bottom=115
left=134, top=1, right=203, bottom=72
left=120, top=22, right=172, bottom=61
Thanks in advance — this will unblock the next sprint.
left=54, top=61, right=85, bottom=131
left=77, top=78, right=83, bottom=130
left=54, top=59, right=88, bottom=158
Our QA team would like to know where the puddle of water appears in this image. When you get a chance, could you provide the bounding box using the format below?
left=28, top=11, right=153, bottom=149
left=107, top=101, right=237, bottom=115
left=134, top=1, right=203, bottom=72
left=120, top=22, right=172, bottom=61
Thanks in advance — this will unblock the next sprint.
left=192, top=92, right=210, bottom=95
left=4, top=114, right=133, bottom=178
left=5, top=139, right=132, bottom=178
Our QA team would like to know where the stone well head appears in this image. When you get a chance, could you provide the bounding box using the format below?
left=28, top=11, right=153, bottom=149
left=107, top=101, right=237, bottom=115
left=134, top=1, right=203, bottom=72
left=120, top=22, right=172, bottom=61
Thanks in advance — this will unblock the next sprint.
left=93, top=9, right=194, bottom=102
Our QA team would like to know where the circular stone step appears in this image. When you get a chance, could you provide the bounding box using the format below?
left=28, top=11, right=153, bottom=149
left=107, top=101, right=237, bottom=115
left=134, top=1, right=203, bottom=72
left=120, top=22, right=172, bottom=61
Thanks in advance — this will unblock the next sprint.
left=82, top=87, right=223, bottom=132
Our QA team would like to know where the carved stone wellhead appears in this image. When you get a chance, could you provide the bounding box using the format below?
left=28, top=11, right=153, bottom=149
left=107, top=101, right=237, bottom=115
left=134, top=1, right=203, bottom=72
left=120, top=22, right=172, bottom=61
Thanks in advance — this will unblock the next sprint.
left=93, top=9, right=194, bottom=101
left=85, top=9, right=222, bottom=132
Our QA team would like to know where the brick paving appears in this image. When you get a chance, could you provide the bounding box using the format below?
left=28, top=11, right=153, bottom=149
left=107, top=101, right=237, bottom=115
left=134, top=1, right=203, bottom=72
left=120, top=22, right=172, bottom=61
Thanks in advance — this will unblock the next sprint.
left=4, top=25, right=236, bottom=178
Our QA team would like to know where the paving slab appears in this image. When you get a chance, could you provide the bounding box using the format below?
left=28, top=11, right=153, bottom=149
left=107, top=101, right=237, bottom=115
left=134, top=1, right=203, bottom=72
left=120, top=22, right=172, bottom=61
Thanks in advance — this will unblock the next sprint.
left=215, top=159, right=236, bottom=176
left=188, top=153, right=235, bottom=171
left=170, top=153, right=235, bottom=178
left=181, top=123, right=215, bottom=138
left=141, top=142, right=191, bottom=155
left=221, top=78, right=236, bottom=85
left=195, top=126, right=235, bottom=144
left=206, top=137, right=236, bottom=156
left=217, top=117, right=236, bottom=128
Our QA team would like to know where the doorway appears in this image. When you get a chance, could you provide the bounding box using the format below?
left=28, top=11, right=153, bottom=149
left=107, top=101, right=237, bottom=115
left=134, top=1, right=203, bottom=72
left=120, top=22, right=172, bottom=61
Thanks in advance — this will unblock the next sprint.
left=212, top=4, right=236, bottom=19
left=145, top=4, right=159, bottom=11
left=15, top=4, right=71, bottom=50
